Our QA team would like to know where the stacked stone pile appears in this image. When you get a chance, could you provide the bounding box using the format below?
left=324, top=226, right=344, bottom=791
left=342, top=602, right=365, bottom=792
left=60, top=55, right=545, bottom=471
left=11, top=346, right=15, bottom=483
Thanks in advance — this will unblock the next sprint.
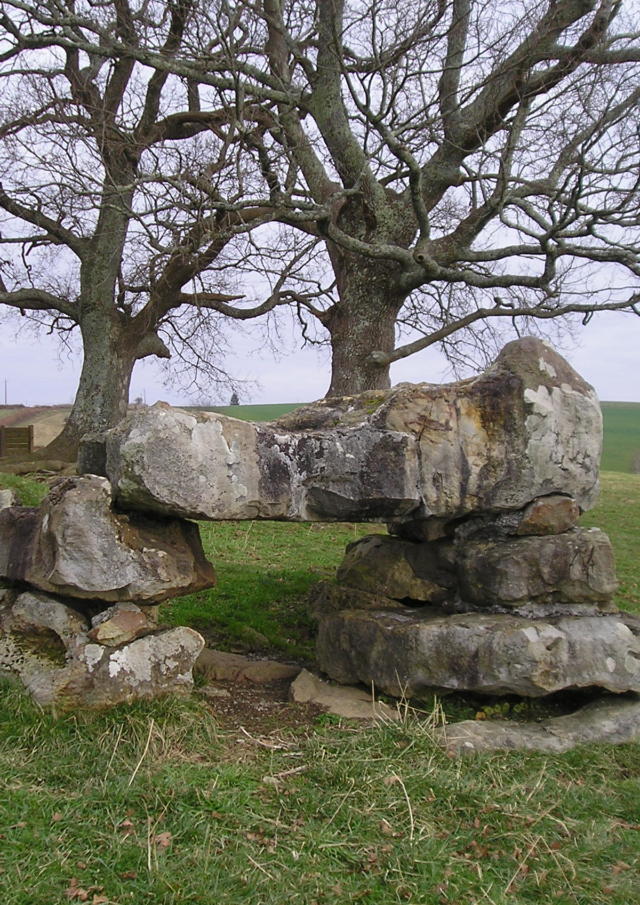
left=0, top=474, right=213, bottom=708
left=309, top=342, right=639, bottom=700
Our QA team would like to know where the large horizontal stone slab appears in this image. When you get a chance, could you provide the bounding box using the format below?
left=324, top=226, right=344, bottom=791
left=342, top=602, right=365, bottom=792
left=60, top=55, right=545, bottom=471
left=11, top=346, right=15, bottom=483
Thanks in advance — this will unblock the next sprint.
left=102, top=410, right=420, bottom=521
left=316, top=608, right=640, bottom=698
left=0, top=475, right=215, bottom=603
left=98, top=338, right=601, bottom=523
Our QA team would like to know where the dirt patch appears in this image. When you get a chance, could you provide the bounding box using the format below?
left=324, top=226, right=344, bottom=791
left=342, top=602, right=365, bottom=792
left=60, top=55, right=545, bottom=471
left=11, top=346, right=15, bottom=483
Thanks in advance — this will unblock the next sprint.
left=197, top=676, right=325, bottom=736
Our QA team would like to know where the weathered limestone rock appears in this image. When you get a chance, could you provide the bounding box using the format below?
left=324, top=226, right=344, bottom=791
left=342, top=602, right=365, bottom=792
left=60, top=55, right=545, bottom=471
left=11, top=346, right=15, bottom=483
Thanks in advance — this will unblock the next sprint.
left=0, top=475, right=215, bottom=603
left=0, top=488, right=17, bottom=511
left=9, top=590, right=89, bottom=651
left=369, top=337, right=601, bottom=519
left=290, top=668, right=399, bottom=721
left=439, top=694, right=640, bottom=754
left=74, top=627, right=204, bottom=709
left=98, top=338, right=601, bottom=523
left=316, top=609, right=640, bottom=698
left=101, top=408, right=419, bottom=522
left=0, top=589, right=204, bottom=709
left=456, top=528, right=618, bottom=608
left=0, top=589, right=87, bottom=683
left=336, top=534, right=454, bottom=603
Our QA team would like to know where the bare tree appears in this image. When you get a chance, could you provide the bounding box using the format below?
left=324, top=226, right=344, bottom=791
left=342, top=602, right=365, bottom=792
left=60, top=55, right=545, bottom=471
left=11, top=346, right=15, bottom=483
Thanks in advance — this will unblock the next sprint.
left=98, top=0, right=639, bottom=395
left=3, top=0, right=640, bottom=414
left=0, top=0, right=303, bottom=456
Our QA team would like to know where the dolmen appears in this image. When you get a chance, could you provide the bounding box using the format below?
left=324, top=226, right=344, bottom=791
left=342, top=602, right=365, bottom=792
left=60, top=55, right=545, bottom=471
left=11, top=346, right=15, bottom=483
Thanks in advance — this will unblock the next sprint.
left=1, top=337, right=637, bottom=730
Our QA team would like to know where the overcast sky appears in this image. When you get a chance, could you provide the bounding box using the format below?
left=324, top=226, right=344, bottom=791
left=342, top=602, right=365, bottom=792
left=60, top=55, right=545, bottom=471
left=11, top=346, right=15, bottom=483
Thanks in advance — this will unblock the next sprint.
left=1, top=309, right=639, bottom=408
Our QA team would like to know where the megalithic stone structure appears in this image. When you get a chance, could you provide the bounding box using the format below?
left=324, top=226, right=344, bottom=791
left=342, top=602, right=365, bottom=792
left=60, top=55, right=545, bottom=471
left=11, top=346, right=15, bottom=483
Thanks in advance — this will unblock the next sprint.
left=1, top=337, right=635, bottom=720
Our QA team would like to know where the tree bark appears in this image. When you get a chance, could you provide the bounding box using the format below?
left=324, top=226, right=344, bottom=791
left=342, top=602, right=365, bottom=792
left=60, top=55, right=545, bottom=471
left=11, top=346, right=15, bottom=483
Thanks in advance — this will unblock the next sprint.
left=325, top=256, right=405, bottom=396
left=44, top=312, right=136, bottom=460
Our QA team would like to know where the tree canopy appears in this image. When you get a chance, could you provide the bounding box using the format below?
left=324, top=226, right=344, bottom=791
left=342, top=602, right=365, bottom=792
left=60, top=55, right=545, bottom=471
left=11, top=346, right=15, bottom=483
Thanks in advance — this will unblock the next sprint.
left=1, top=0, right=639, bottom=442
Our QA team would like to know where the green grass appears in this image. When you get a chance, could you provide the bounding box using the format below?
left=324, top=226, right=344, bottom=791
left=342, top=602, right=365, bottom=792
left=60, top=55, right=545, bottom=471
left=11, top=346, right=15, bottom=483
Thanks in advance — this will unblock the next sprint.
left=188, top=403, right=303, bottom=422
left=0, top=471, right=49, bottom=506
left=580, top=472, right=640, bottom=614
left=1, top=471, right=640, bottom=902
left=161, top=521, right=380, bottom=659
left=600, top=402, right=640, bottom=474
left=1, top=680, right=640, bottom=904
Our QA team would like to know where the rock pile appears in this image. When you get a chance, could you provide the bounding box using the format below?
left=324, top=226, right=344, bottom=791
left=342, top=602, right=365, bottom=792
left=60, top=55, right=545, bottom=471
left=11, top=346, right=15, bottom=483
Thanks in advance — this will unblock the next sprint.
left=1, top=335, right=632, bottom=726
left=309, top=342, right=639, bottom=701
left=0, top=475, right=213, bottom=709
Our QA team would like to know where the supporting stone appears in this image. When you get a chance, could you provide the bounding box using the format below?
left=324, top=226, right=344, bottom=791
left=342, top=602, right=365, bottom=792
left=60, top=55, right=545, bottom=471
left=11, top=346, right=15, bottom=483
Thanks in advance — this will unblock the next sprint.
left=456, top=528, right=618, bottom=608
left=316, top=608, right=640, bottom=698
left=0, top=589, right=204, bottom=710
left=0, top=475, right=215, bottom=603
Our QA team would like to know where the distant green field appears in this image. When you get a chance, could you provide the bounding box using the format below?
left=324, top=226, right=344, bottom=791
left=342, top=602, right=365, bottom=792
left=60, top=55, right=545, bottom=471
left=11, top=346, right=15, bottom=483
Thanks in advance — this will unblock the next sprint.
left=191, top=402, right=303, bottom=422
left=601, top=401, right=640, bottom=474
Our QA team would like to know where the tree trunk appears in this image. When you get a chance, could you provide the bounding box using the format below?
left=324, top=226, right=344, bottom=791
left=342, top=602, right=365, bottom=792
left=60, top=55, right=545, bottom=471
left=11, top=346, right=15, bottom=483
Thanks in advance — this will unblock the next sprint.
left=325, top=257, right=404, bottom=396
left=44, top=313, right=136, bottom=461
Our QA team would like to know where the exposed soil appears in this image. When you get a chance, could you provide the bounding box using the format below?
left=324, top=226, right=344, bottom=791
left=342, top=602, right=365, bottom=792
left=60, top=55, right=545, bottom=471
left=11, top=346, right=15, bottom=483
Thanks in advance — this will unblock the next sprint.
left=196, top=675, right=325, bottom=736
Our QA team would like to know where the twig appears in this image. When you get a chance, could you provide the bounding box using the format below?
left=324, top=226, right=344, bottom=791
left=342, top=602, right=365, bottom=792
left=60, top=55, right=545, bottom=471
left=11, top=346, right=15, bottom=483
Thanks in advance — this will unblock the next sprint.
left=128, top=718, right=155, bottom=787
left=104, top=723, right=124, bottom=780
left=390, top=774, right=415, bottom=842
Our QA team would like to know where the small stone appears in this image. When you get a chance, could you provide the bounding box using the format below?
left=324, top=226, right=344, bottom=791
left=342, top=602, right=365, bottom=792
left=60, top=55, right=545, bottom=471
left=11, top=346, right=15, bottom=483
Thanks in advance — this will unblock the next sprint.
left=290, top=669, right=399, bottom=721
left=198, top=684, right=231, bottom=699
left=88, top=604, right=156, bottom=646
left=0, top=488, right=17, bottom=511
left=516, top=495, right=580, bottom=536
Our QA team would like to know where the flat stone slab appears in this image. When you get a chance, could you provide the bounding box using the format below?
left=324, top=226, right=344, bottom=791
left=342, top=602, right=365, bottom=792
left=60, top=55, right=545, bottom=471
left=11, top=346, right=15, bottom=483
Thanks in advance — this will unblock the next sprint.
left=98, top=338, right=602, bottom=523
left=290, top=669, right=399, bottom=721
left=439, top=694, right=640, bottom=754
left=317, top=608, right=640, bottom=698
left=195, top=648, right=300, bottom=684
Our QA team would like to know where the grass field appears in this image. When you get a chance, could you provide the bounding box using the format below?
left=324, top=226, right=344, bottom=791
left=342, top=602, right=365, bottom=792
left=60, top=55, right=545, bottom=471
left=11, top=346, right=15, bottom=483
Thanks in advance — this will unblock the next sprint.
left=191, top=403, right=302, bottom=422
left=600, top=403, right=640, bottom=474
left=1, top=471, right=640, bottom=903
